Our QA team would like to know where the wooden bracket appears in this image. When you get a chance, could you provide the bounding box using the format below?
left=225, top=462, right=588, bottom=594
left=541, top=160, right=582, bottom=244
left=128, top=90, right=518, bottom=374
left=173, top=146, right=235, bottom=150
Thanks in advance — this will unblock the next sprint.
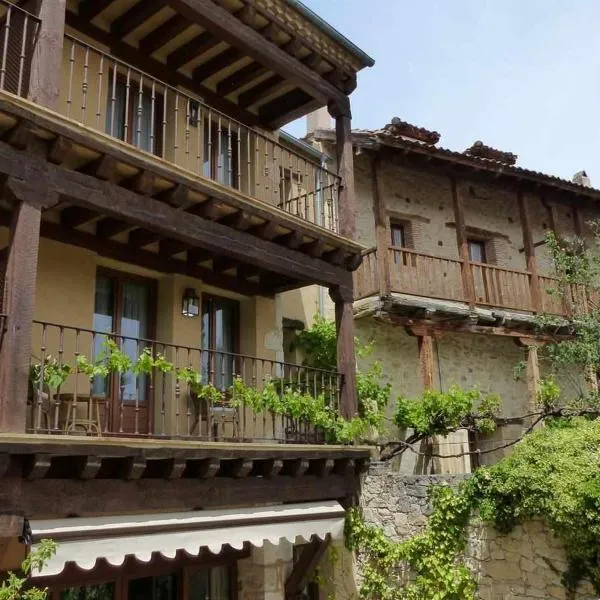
left=285, top=535, right=332, bottom=599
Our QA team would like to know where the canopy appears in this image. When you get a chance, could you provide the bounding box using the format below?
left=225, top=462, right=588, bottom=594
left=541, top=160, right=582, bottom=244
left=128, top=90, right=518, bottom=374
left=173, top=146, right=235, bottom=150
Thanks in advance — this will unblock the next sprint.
left=30, top=501, right=345, bottom=577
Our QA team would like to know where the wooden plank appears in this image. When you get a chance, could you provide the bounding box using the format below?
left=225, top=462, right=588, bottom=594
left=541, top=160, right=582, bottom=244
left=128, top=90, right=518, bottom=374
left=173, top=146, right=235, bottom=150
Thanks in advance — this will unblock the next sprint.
left=111, top=0, right=169, bottom=39
left=0, top=474, right=358, bottom=518
left=216, top=62, right=269, bottom=96
left=28, top=0, right=67, bottom=110
left=371, top=154, right=390, bottom=296
left=0, top=201, right=41, bottom=432
left=168, top=0, right=347, bottom=106
left=0, top=140, right=352, bottom=290
left=330, top=282, right=357, bottom=419
left=450, top=177, right=476, bottom=307
left=518, top=189, right=541, bottom=312
left=140, top=14, right=190, bottom=55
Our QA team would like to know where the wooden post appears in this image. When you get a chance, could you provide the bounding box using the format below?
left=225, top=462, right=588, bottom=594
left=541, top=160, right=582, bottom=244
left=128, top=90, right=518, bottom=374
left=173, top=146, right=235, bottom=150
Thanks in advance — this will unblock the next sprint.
left=0, top=201, right=41, bottom=432
left=518, top=189, right=542, bottom=312
left=329, top=283, right=357, bottom=420
left=329, top=99, right=356, bottom=240
left=371, top=153, right=391, bottom=296
left=450, top=177, right=476, bottom=307
left=418, top=334, right=436, bottom=390
left=28, top=0, right=67, bottom=110
left=518, top=338, right=543, bottom=430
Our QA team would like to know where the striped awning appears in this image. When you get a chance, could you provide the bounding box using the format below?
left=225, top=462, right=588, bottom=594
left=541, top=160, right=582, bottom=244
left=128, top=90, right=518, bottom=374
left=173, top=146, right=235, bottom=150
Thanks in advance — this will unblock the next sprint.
left=30, top=501, right=345, bottom=577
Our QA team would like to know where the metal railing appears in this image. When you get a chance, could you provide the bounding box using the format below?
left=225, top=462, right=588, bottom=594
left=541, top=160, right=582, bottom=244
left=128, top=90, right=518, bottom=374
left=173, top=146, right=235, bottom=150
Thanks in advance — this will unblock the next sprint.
left=29, top=320, right=341, bottom=444
left=57, top=34, right=340, bottom=232
left=0, top=1, right=39, bottom=98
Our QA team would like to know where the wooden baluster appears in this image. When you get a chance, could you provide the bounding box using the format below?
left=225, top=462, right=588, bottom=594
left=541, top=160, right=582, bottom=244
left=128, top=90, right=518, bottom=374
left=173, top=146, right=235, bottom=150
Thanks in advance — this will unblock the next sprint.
left=65, top=40, right=75, bottom=119
left=161, top=87, right=167, bottom=157
left=95, top=54, right=104, bottom=130
left=0, top=5, right=11, bottom=91
left=16, top=14, right=29, bottom=97
left=80, top=45, right=89, bottom=124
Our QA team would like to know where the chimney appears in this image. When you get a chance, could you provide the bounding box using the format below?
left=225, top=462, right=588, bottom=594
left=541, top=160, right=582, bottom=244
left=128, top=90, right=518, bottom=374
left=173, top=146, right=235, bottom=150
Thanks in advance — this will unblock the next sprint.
left=573, top=170, right=591, bottom=187
left=306, top=107, right=331, bottom=136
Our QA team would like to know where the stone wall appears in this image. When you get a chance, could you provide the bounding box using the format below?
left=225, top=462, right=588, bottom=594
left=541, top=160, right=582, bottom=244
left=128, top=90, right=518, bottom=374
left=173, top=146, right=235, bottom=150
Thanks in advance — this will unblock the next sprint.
left=361, top=465, right=597, bottom=600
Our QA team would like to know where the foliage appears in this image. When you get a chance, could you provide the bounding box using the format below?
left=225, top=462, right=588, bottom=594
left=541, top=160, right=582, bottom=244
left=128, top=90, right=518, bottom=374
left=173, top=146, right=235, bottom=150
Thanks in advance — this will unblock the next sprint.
left=29, top=357, right=71, bottom=392
left=345, top=484, right=477, bottom=599
left=0, top=539, right=56, bottom=600
left=296, top=315, right=338, bottom=372
left=394, top=386, right=500, bottom=437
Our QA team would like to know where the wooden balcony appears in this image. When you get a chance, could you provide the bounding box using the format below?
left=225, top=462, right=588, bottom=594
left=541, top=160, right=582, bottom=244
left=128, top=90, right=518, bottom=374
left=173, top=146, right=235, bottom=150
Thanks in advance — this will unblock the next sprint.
left=354, top=246, right=591, bottom=318
left=28, top=320, right=341, bottom=444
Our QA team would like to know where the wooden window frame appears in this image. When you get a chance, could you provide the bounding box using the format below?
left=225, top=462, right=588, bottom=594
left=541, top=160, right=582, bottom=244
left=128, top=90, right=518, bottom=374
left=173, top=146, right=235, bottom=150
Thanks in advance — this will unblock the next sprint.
left=467, top=238, right=489, bottom=265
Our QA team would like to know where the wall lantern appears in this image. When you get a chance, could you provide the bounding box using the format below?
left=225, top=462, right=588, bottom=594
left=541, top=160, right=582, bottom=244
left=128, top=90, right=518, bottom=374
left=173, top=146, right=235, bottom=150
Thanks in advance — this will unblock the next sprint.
left=182, top=288, right=200, bottom=318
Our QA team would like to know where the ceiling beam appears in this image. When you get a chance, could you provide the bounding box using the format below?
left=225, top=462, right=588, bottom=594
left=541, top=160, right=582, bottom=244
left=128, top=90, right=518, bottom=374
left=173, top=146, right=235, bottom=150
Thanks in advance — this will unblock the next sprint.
left=216, top=62, right=269, bottom=96
left=167, top=0, right=347, bottom=107
left=140, top=14, right=190, bottom=55
left=259, top=88, right=313, bottom=122
left=193, top=47, right=245, bottom=82
left=79, top=0, right=114, bottom=21
left=166, top=30, right=221, bottom=71
left=111, top=0, right=169, bottom=39
left=238, top=74, right=285, bottom=108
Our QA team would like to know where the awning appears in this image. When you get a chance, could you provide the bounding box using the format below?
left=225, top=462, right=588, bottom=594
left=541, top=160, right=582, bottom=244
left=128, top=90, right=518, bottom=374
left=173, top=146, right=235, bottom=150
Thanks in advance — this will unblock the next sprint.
left=30, top=501, right=345, bottom=577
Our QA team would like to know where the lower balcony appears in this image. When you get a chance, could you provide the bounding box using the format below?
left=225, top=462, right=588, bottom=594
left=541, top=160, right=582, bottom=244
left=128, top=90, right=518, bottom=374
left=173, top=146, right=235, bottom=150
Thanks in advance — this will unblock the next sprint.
left=354, top=246, right=591, bottom=317
left=27, top=320, right=341, bottom=444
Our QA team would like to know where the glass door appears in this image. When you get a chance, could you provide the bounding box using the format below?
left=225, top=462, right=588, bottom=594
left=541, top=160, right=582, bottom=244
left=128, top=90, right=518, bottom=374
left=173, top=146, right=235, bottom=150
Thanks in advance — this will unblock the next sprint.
left=93, top=270, right=155, bottom=435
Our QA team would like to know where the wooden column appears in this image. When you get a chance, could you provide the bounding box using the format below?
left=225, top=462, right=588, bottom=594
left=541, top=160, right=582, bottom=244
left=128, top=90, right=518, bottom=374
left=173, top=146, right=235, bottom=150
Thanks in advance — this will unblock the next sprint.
left=371, top=153, right=391, bottom=296
left=329, top=284, right=357, bottom=419
left=0, top=201, right=41, bottom=432
left=418, top=334, right=436, bottom=390
left=450, top=177, right=476, bottom=307
left=518, top=189, right=542, bottom=312
left=329, top=99, right=356, bottom=240
left=518, top=338, right=543, bottom=430
left=28, top=0, right=67, bottom=110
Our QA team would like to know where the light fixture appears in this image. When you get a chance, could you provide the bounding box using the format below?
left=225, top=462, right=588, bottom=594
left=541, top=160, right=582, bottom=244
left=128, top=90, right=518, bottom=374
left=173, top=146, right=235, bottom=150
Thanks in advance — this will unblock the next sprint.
left=182, top=287, right=200, bottom=318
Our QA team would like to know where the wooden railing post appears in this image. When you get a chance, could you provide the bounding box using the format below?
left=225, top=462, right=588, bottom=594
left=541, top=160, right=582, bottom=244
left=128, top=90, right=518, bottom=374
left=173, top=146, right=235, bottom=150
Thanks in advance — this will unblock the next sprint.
left=329, top=282, right=357, bottom=420
left=518, top=189, right=542, bottom=312
left=371, top=153, right=390, bottom=296
left=28, top=0, right=67, bottom=110
left=450, top=177, right=476, bottom=307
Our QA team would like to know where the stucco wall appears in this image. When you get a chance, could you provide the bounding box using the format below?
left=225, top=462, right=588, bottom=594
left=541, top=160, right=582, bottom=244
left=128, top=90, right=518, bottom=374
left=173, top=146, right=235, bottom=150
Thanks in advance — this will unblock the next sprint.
left=359, top=466, right=597, bottom=600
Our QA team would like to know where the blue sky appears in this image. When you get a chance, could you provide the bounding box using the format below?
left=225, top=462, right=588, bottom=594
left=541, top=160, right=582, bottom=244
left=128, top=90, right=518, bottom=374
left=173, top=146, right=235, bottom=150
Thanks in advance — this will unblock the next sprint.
left=284, top=0, right=600, bottom=184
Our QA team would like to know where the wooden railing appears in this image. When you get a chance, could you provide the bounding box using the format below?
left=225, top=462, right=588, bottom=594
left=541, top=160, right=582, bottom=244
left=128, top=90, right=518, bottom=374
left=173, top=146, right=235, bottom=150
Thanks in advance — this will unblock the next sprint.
left=55, top=34, right=340, bottom=232
left=0, top=1, right=39, bottom=98
left=353, top=247, right=379, bottom=300
left=352, top=247, right=594, bottom=317
left=470, top=261, right=533, bottom=312
left=388, top=247, right=465, bottom=302
left=29, top=321, right=341, bottom=444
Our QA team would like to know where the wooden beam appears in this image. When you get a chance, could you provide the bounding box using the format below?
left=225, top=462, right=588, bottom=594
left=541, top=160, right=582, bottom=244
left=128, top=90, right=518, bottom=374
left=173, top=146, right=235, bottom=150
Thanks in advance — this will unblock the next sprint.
left=65, top=11, right=258, bottom=127
left=139, top=14, right=190, bottom=55
left=0, top=473, right=357, bottom=519
left=418, top=334, right=436, bottom=390
left=285, top=536, right=331, bottom=599
left=28, top=0, right=67, bottom=110
left=129, top=228, right=160, bottom=248
left=216, top=62, right=269, bottom=96
left=330, top=282, right=357, bottom=419
left=371, top=153, right=390, bottom=296
left=267, top=98, right=323, bottom=131
left=332, top=109, right=356, bottom=240
left=166, top=31, right=221, bottom=71
left=450, top=177, right=476, bottom=307
left=79, top=0, right=113, bottom=21
left=111, top=0, right=168, bottom=39
left=60, top=206, right=97, bottom=229
left=518, top=189, right=541, bottom=312
left=193, top=47, right=245, bottom=82
left=187, top=247, right=213, bottom=264
left=238, top=74, right=285, bottom=108
left=168, top=0, right=347, bottom=106
left=96, top=217, right=132, bottom=239
left=258, top=88, right=313, bottom=121
left=0, top=200, right=41, bottom=432
left=219, top=210, right=251, bottom=230
left=159, top=239, right=188, bottom=257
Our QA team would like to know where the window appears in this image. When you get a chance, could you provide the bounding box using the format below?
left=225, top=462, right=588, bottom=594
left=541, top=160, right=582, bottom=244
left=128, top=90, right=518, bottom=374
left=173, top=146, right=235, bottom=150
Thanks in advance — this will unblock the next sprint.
left=201, top=295, right=240, bottom=391
left=280, top=168, right=307, bottom=217
left=203, top=119, right=239, bottom=188
left=468, top=239, right=487, bottom=263
left=390, top=222, right=406, bottom=248
left=105, top=75, right=163, bottom=155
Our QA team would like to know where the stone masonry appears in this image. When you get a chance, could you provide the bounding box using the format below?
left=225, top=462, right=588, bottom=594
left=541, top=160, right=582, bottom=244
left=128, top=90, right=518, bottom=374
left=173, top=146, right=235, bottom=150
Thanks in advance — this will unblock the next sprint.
left=360, top=464, right=597, bottom=600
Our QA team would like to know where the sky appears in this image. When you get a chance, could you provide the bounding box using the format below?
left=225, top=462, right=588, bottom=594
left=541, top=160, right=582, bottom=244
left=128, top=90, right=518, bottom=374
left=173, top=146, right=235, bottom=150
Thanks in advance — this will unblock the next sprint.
left=283, top=0, right=600, bottom=184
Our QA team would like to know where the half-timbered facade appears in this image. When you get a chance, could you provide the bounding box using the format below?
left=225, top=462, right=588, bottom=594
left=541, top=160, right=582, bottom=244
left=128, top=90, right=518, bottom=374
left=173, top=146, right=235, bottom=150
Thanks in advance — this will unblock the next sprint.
left=0, top=1, right=374, bottom=598
left=306, top=114, right=599, bottom=473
